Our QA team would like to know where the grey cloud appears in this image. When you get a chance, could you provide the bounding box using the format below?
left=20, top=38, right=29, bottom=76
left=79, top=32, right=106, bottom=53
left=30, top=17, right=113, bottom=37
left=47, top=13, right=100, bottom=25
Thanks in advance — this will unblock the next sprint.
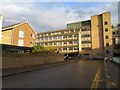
left=0, top=2, right=118, bottom=33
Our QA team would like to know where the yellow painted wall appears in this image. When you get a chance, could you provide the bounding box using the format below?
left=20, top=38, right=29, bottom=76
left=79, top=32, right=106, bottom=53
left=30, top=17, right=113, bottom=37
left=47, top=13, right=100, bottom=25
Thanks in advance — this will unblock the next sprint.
left=1, top=29, right=13, bottom=45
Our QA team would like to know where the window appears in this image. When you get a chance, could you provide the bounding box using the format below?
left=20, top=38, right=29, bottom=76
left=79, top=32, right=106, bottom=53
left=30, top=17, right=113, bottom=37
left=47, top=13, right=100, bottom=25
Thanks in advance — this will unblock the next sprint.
left=19, top=30, right=24, bottom=38
left=105, top=28, right=108, bottom=32
left=58, top=36, right=62, bottom=39
left=49, top=43, right=52, bottom=45
left=30, top=41, right=34, bottom=46
left=53, top=36, right=57, bottom=40
left=63, top=48, right=67, bottom=50
left=41, top=38, right=44, bottom=41
left=106, top=43, right=109, bottom=46
left=68, top=35, right=72, bottom=38
left=37, top=43, right=40, bottom=46
left=84, top=54, right=89, bottom=55
left=114, top=46, right=117, bottom=50
left=49, top=37, right=52, bottom=40
left=18, top=39, right=24, bottom=46
left=36, top=38, right=39, bottom=42
left=74, top=35, right=77, bottom=38
left=31, top=34, right=34, bottom=38
left=69, top=47, right=73, bottom=50
left=82, top=34, right=91, bottom=37
left=37, top=34, right=40, bottom=37
left=74, top=47, right=78, bottom=50
left=106, top=50, right=110, bottom=54
left=74, top=41, right=78, bottom=44
left=105, top=21, right=108, bottom=25
left=69, top=41, right=73, bottom=44
left=63, top=36, right=67, bottom=38
left=41, top=43, right=45, bottom=46
left=82, top=47, right=91, bottom=50
left=112, top=32, right=115, bottom=35
left=106, top=36, right=109, bottom=39
left=82, top=41, right=91, bottom=43
left=117, top=31, right=119, bottom=34
left=45, top=38, right=48, bottom=41
left=64, top=42, right=67, bottom=44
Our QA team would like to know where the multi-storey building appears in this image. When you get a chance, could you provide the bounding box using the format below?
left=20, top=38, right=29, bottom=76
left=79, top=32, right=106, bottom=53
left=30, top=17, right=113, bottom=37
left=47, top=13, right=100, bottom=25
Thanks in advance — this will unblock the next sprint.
left=36, top=29, right=79, bottom=54
left=1, top=21, right=36, bottom=47
left=0, top=15, right=3, bottom=43
left=91, top=12, right=113, bottom=59
left=112, top=25, right=120, bottom=56
left=36, top=12, right=113, bottom=59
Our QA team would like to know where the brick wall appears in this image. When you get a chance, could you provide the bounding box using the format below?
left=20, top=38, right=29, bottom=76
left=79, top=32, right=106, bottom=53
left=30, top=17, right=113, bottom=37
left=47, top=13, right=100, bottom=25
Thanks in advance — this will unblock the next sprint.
left=2, top=53, right=64, bottom=69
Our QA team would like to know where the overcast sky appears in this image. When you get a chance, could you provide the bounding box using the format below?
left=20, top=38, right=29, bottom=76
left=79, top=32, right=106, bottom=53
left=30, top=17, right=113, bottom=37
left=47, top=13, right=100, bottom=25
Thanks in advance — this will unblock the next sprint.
left=0, top=1, right=118, bottom=33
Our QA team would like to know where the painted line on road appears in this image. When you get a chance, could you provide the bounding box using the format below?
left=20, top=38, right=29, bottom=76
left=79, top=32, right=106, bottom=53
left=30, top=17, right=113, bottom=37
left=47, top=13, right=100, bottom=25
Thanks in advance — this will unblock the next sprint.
left=91, top=65, right=101, bottom=89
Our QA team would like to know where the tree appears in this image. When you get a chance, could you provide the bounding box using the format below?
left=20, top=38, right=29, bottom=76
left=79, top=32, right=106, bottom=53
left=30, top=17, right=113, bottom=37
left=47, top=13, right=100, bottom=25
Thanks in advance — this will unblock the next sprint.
left=32, top=46, right=45, bottom=53
left=44, top=46, right=56, bottom=53
left=32, top=46, right=56, bottom=53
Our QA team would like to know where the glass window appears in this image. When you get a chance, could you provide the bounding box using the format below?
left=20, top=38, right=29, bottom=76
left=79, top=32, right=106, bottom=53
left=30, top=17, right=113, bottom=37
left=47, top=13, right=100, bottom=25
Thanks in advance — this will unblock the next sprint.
left=45, top=38, right=48, bottom=40
left=106, top=43, right=109, bottom=46
left=31, top=34, right=34, bottom=38
left=64, top=42, right=67, bottom=44
left=68, top=35, right=72, bottom=38
left=69, top=41, right=73, bottom=44
left=63, top=48, right=67, bottom=50
left=63, top=36, right=67, bottom=39
left=106, top=50, right=110, bottom=54
left=40, top=38, right=44, bottom=41
left=105, top=36, right=108, bottom=39
left=69, top=47, right=73, bottom=50
left=49, top=37, right=52, bottom=40
left=19, top=30, right=24, bottom=38
left=74, top=41, right=78, bottom=44
left=18, top=39, right=24, bottom=46
left=74, top=47, right=78, bottom=50
left=112, top=32, right=115, bottom=35
left=105, top=28, right=108, bottom=32
left=58, top=36, right=62, bottom=39
left=105, top=21, right=108, bottom=25
left=117, top=31, right=119, bottom=34
left=30, top=41, right=34, bottom=46
left=53, top=36, right=57, bottom=40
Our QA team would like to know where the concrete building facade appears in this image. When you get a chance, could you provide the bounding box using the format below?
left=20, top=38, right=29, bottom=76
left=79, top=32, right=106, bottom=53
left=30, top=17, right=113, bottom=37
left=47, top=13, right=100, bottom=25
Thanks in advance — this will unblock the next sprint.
left=112, top=25, right=120, bottom=56
left=36, top=29, right=79, bottom=54
left=1, top=21, right=36, bottom=47
left=91, top=12, right=113, bottom=59
left=36, top=12, right=113, bottom=59
left=0, top=15, right=3, bottom=43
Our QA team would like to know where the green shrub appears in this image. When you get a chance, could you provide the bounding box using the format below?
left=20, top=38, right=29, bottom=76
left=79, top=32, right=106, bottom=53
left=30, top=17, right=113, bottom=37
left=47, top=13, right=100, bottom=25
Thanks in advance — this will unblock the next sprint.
left=32, top=46, right=56, bottom=53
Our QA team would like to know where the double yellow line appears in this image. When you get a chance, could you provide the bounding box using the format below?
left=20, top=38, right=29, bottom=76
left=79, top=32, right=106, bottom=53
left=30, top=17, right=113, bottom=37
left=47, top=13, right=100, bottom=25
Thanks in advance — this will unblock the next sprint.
left=91, top=65, right=101, bottom=89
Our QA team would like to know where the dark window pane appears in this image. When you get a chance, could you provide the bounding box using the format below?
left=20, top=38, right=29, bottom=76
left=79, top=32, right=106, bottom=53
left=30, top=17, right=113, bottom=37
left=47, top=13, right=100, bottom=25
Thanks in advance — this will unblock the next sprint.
left=106, top=36, right=109, bottom=39
left=106, top=43, right=109, bottom=46
left=105, top=28, right=108, bottom=32
left=105, top=21, right=108, bottom=25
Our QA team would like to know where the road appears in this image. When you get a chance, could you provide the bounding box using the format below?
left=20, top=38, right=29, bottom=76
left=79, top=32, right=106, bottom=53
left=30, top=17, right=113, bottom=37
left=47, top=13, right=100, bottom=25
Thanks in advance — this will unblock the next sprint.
left=3, top=60, right=106, bottom=88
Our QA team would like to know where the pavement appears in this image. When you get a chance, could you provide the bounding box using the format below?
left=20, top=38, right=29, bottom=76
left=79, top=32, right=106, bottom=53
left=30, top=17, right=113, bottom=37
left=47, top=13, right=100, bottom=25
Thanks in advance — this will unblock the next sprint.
left=106, top=60, right=120, bottom=88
